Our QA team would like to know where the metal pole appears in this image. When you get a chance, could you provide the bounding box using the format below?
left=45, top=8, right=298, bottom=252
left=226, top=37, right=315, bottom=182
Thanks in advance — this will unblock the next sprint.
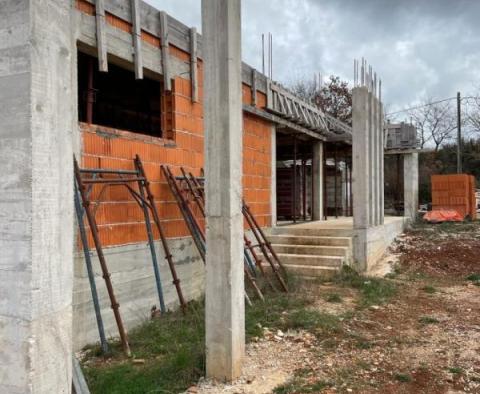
left=136, top=172, right=167, bottom=313
left=74, top=158, right=131, bottom=357
left=135, top=157, right=187, bottom=312
left=74, top=182, right=109, bottom=354
left=457, top=91, right=462, bottom=173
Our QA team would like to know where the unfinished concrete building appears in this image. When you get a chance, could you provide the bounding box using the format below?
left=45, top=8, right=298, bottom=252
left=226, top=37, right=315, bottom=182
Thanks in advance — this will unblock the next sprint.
left=0, top=0, right=419, bottom=391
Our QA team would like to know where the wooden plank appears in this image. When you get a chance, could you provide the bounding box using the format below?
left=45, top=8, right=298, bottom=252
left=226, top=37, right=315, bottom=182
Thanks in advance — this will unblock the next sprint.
left=189, top=27, right=198, bottom=102
left=159, top=11, right=171, bottom=91
left=95, top=0, right=108, bottom=72
left=131, top=0, right=143, bottom=79
left=251, top=68, right=257, bottom=106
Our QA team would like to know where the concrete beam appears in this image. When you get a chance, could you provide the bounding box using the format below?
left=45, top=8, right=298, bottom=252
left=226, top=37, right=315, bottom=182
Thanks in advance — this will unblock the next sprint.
left=312, top=141, right=324, bottom=221
left=0, top=0, right=74, bottom=392
left=403, top=152, right=419, bottom=220
left=202, top=0, right=245, bottom=381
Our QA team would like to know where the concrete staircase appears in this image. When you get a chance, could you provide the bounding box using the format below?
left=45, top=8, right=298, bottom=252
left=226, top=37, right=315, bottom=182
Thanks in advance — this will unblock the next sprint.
left=267, top=226, right=353, bottom=279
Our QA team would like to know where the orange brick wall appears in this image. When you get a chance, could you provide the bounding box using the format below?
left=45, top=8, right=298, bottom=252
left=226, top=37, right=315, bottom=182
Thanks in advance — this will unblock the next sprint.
left=77, top=1, right=273, bottom=247
left=243, top=114, right=272, bottom=227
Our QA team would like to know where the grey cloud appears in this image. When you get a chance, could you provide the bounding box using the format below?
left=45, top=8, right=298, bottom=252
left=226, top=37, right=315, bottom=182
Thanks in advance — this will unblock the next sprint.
left=144, top=0, right=480, bottom=114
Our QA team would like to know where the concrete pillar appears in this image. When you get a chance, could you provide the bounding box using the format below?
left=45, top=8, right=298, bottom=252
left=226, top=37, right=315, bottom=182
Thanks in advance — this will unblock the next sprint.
left=202, top=0, right=245, bottom=381
left=352, top=87, right=370, bottom=229
left=379, top=106, right=385, bottom=224
left=369, top=90, right=377, bottom=225
left=271, top=127, right=277, bottom=226
left=312, top=141, right=324, bottom=220
left=403, top=152, right=419, bottom=220
left=0, top=1, right=74, bottom=392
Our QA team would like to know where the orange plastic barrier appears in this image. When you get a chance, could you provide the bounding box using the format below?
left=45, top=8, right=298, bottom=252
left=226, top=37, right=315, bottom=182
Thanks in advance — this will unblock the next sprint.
left=431, top=174, right=477, bottom=220
left=424, top=209, right=464, bottom=223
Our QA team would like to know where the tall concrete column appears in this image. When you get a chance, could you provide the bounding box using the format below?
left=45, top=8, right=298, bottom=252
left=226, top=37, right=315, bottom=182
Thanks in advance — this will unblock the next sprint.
left=202, top=0, right=245, bottom=381
left=403, top=152, right=419, bottom=220
left=352, top=87, right=370, bottom=230
left=312, top=141, right=324, bottom=220
left=0, top=1, right=74, bottom=392
left=271, top=127, right=277, bottom=226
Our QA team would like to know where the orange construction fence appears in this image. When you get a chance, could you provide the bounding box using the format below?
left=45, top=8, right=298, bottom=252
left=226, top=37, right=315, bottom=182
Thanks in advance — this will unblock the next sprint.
left=431, top=174, right=477, bottom=220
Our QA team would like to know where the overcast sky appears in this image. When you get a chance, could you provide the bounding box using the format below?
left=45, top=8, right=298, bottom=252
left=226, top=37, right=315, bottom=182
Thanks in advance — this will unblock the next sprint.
left=145, top=0, right=480, bottom=115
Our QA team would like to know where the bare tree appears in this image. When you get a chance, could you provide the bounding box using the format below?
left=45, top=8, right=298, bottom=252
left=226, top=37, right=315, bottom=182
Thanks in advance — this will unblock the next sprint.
left=467, top=91, right=480, bottom=134
left=408, top=98, right=457, bottom=151
left=290, top=75, right=352, bottom=125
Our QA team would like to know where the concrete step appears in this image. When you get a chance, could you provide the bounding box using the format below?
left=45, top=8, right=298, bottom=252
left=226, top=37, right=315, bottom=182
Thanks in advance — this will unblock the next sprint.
left=271, top=243, right=349, bottom=258
left=276, top=253, right=344, bottom=268
left=268, top=234, right=352, bottom=247
left=270, top=226, right=353, bottom=238
left=281, top=264, right=340, bottom=278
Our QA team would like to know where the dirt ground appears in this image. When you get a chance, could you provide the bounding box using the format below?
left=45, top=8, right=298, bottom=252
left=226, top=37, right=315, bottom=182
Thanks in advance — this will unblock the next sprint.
left=192, top=222, right=480, bottom=394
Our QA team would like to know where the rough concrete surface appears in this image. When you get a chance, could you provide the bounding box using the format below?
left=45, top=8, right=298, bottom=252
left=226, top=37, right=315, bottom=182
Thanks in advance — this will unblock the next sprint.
left=73, top=237, right=204, bottom=349
left=0, top=0, right=75, bottom=392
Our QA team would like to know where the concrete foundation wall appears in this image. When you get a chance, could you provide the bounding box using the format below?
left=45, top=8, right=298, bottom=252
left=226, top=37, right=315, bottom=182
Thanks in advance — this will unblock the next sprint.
left=353, top=217, right=409, bottom=270
left=73, top=236, right=203, bottom=350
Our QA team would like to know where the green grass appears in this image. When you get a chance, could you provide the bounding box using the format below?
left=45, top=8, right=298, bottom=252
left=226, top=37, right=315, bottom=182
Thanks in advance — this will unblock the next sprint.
left=82, top=301, right=205, bottom=394
left=418, top=316, right=440, bottom=325
left=246, top=290, right=341, bottom=339
left=394, top=373, right=412, bottom=383
left=448, top=367, right=463, bottom=374
left=325, top=293, right=343, bottom=303
left=83, top=278, right=342, bottom=394
left=274, top=369, right=332, bottom=394
left=333, top=266, right=397, bottom=308
left=422, top=285, right=437, bottom=294
left=466, top=273, right=480, bottom=282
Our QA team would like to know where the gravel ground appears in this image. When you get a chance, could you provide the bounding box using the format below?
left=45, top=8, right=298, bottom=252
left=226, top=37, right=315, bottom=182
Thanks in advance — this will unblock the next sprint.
left=186, top=222, right=480, bottom=394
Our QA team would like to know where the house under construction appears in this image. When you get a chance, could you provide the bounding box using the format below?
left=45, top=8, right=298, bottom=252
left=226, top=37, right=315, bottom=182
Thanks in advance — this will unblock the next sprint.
left=0, top=0, right=420, bottom=391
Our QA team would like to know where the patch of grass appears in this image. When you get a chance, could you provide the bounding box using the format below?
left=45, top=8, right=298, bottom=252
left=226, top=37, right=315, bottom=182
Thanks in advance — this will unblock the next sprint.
left=82, top=301, right=206, bottom=394
left=325, top=293, right=343, bottom=303
left=466, top=273, right=480, bottom=282
left=274, top=371, right=332, bottom=394
left=384, top=272, right=397, bottom=279
left=286, top=309, right=341, bottom=336
left=356, top=339, right=373, bottom=349
left=422, top=285, right=437, bottom=294
left=419, top=316, right=440, bottom=325
left=245, top=291, right=310, bottom=339
left=81, top=277, right=346, bottom=394
left=394, top=373, right=412, bottom=383
left=356, top=360, right=371, bottom=370
left=246, top=282, right=342, bottom=339
left=448, top=367, right=463, bottom=374
left=333, top=266, right=397, bottom=308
